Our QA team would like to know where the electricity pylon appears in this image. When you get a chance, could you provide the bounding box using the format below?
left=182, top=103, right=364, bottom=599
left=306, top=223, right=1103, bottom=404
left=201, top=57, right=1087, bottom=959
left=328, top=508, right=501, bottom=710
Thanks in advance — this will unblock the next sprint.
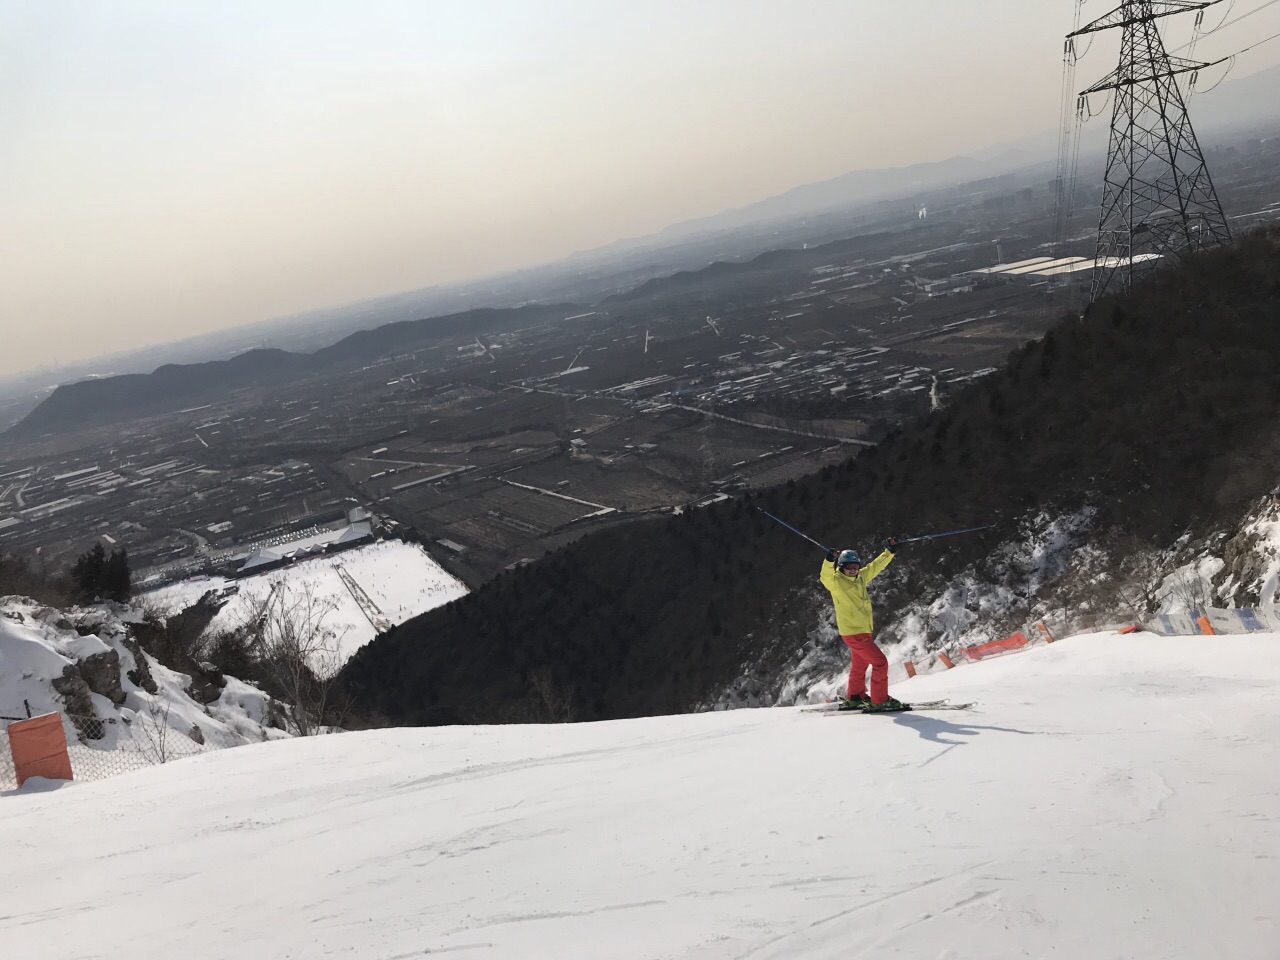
left=1070, top=1, right=1231, bottom=302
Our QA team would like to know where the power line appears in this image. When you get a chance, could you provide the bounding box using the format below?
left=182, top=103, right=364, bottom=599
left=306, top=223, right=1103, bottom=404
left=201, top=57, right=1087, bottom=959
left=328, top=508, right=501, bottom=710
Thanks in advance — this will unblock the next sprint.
left=1192, top=25, right=1280, bottom=91
left=1170, top=0, right=1280, bottom=53
left=1229, top=24, right=1280, bottom=53
left=1053, top=1, right=1089, bottom=262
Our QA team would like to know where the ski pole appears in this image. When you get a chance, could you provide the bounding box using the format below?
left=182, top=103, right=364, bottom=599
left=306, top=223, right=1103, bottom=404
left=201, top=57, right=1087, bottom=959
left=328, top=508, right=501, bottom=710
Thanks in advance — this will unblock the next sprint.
left=893, top=524, right=994, bottom=544
left=756, top=508, right=832, bottom=553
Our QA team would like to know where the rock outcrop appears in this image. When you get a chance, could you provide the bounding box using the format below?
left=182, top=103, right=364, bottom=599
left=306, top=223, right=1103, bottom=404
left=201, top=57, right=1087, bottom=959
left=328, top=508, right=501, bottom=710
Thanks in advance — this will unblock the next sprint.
left=79, top=649, right=126, bottom=705
left=121, top=637, right=159, bottom=694
left=50, top=665, right=101, bottom=740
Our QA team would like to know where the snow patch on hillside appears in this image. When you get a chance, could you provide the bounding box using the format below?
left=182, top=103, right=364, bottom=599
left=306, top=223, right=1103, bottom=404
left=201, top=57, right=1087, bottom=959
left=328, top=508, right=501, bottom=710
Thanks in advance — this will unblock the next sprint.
left=143, top=539, right=468, bottom=663
left=1159, top=555, right=1227, bottom=612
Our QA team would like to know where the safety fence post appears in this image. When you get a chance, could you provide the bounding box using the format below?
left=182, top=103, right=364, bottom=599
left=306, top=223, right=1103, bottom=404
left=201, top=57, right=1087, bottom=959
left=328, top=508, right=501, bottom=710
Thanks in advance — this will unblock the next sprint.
left=7, top=713, right=73, bottom=788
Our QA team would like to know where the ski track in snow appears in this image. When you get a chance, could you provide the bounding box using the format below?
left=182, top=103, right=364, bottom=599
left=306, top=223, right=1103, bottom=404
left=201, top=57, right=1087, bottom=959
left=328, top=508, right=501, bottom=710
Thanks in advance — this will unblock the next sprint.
left=2, top=632, right=1279, bottom=959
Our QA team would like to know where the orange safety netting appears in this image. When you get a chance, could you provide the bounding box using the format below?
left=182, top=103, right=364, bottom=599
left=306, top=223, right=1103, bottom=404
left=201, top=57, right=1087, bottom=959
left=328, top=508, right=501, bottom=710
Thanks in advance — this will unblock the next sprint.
left=8, top=713, right=73, bottom=787
left=961, top=631, right=1029, bottom=661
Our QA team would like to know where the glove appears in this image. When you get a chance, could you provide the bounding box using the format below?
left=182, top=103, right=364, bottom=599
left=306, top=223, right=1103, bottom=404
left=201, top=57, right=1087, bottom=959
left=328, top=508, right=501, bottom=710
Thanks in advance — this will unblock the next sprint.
left=883, top=537, right=898, bottom=553
left=825, top=548, right=839, bottom=563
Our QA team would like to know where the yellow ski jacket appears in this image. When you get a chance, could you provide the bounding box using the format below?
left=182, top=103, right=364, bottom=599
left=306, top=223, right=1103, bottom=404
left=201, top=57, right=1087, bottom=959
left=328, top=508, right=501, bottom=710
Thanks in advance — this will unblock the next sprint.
left=819, top=549, right=894, bottom=636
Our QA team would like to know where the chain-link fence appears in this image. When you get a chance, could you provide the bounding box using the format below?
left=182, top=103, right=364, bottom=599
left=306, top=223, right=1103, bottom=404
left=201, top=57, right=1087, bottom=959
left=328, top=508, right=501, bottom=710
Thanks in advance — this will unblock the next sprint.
left=0, top=725, right=17, bottom=792
left=2, top=712, right=213, bottom=793
left=64, top=713, right=212, bottom=782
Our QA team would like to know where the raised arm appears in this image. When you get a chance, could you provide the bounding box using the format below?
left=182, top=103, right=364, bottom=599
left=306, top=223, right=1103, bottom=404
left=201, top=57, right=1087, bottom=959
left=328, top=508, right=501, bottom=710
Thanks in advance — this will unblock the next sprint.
left=819, top=551, right=838, bottom=589
left=860, top=549, right=894, bottom=584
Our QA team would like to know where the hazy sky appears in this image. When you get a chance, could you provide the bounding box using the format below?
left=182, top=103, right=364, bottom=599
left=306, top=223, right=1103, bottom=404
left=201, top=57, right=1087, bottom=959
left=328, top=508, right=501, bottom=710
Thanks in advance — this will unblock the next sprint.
left=3, top=1, right=1278, bottom=378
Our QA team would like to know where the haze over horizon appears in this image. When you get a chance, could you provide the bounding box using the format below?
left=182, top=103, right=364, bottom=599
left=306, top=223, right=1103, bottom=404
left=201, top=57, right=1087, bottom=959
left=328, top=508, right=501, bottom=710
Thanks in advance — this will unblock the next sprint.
left=4, top=0, right=1279, bottom=379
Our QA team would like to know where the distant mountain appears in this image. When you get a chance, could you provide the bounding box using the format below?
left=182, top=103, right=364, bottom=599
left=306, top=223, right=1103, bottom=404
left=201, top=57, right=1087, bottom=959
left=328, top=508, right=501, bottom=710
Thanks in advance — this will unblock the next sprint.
left=1193, top=61, right=1280, bottom=136
left=575, top=153, right=1048, bottom=266
left=8, top=349, right=313, bottom=438
left=569, top=62, right=1280, bottom=266
left=601, top=226, right=945, bottom=308
left=6, top=304, right=577, bottom=439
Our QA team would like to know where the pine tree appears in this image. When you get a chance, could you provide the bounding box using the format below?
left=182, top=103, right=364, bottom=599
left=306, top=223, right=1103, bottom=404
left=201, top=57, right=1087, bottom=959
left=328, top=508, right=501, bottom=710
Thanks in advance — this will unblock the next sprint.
left=68, top=543, right=131, bottom=603
left=70, top=543, right=107, bottom=602
left=103, top=548, right=131, bottom=602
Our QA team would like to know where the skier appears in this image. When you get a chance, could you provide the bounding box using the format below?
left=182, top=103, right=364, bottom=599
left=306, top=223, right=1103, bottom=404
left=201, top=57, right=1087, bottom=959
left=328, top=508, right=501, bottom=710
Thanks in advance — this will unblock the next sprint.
left=820, top=538, right=906, bottom=712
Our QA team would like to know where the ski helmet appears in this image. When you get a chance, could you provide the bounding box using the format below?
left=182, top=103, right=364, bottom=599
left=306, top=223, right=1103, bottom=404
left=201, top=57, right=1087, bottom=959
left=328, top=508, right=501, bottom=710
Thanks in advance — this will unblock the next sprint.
left=836, top=549, right=861, bottom=566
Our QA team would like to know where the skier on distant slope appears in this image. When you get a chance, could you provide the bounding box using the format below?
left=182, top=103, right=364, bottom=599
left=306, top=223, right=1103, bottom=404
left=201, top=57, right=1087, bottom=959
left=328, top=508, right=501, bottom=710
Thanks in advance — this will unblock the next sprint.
left=820, top=538, right=907, bottom=712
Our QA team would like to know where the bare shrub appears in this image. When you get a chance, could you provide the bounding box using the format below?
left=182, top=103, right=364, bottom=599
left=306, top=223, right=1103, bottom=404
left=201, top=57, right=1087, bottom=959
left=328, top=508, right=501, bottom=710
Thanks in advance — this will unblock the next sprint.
left=203, top=628, right=258, bottom=681
left=481, top=668, right=577, bottom=725
left=1112, top=534, right=1171, bottom=619
left=136, top=699, right=174, bottom=764
left=247, top=582, right=350, bottom=736
left=131, top=591, right=226, bottom=670
left=1168, top=566, right=1216, bottom=613
left=528, top=667, right=576, bottom=723
left=0, top=549, right=73, bottom=606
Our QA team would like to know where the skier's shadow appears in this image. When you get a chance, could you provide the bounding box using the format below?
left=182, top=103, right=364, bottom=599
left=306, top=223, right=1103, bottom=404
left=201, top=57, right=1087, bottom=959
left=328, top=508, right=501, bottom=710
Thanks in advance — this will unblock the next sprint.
left=891, top=712, right=1039, bottom=747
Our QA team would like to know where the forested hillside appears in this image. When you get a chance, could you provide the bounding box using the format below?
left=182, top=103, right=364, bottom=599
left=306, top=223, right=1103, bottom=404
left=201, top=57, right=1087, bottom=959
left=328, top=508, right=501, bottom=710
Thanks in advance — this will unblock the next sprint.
left=341, top=227, right=1280, bottom=725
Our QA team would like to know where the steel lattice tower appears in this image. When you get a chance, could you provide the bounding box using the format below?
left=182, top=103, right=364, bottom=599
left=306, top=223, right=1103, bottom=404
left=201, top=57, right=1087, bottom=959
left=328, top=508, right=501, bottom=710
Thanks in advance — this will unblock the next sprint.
left=1070, top=1, right=1231, bottom=302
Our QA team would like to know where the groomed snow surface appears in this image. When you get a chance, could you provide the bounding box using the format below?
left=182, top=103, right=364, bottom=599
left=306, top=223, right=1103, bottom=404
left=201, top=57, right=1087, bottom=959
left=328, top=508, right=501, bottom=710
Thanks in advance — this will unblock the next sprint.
left=4, top=631, right=1279, bottom=959
left=143, top=540, right=469, bottom=663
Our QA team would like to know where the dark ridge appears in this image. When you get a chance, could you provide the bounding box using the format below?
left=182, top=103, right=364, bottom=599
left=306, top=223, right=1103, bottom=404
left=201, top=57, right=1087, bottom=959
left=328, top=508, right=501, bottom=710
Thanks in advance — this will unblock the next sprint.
left=7, top=303, right=580, bottom=438
left=7, top=349, right=312, bottom=438
left=340, top=227, right=1280, bottom=726
left=601, top=227, right=929, bottom=305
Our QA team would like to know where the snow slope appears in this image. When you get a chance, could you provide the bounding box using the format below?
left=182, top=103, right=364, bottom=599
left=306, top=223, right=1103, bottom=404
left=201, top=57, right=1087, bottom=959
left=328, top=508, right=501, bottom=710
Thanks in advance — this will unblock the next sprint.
left=3, top=631, right=1278, bottom=959
left=144, top=539, right=469, bottom=663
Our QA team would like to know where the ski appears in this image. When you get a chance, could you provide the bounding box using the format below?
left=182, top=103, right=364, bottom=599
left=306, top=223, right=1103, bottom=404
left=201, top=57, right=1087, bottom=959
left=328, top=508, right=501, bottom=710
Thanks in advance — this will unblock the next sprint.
left=799, top=698, right=976, bottom=715
left=845, top=701, right=977, bottom=714
left=798, top=700, right=862, bottom=714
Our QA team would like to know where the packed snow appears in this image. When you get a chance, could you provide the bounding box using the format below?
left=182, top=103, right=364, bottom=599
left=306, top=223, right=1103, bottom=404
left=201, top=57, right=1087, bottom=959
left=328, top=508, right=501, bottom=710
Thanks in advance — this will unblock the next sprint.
left=142, top=539, right=469, bottom=663
left=3, top=630, right=1277, bottom=959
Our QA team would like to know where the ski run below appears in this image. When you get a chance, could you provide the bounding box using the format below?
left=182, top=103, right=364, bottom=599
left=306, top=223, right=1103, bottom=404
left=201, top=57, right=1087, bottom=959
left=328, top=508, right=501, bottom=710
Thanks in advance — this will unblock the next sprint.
left=4, top=631, right=1278, bottom=960
left=142, top=539, right=469, bottom=664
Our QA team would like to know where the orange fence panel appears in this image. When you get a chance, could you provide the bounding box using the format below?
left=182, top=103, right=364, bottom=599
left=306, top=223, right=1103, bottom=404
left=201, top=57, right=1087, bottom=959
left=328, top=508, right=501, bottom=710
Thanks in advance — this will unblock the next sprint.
left=938, top=653, right=955, bottom=669
left=8, top=713, right=73, bottom=787
left=904, top=661, right=916, bottom=678
left=1035, top=622, right=1056, bottom=643
left=962, top=631, right=1029, bottom=661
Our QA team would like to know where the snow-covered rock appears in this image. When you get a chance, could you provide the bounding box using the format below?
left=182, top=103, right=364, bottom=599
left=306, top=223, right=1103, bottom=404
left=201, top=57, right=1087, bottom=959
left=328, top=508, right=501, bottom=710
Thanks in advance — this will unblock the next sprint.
left=1, top=596, right=290, bottom=789
left=1215, top=492, right=1280, bottom=606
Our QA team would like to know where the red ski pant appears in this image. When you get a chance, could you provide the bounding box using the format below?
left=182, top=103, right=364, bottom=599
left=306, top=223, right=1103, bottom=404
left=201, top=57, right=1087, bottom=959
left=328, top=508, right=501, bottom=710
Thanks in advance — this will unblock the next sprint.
left=842, top=632, right=888, bottom=703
